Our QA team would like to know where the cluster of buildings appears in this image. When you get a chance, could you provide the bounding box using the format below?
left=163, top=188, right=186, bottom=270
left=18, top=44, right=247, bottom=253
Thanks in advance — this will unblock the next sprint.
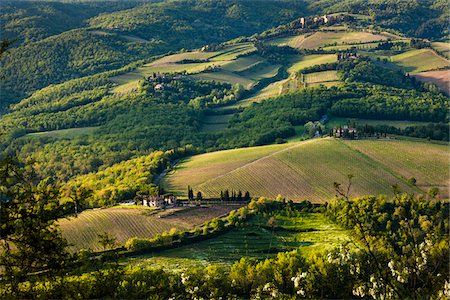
left=332, top=126, right=358, bottom=139
left=299, top=14, right=335, bottom=28
left=147, top=72, right=183, bottom=92
left=142, top=194, right=178, bottom=207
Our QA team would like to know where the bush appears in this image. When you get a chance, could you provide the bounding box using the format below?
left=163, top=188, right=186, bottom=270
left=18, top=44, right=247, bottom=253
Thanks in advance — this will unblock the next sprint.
left=124, top=237, right=152, bottom=252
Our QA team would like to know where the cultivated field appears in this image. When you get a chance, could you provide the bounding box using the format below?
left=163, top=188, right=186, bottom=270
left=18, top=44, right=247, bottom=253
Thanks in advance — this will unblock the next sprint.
left=287, top=54, right=337, bottom=73
left=161, top=142, right=294, bottom=194
left=413, top=70, right=449, bottom=95
left=391, top=49, right=450, bottom=73
left=109, top=43, right=261, bottom=93
left=163, top=138, right=446, bottom=202
left=59, top=205, right=243, bottom=251
left=431, top=42, right=450, bottom=59
left=269, top=34, right=307, bottom=48
left=297, top=31, right=390, bottom=49
left=124, top=212, right=350, bottom=270
left=303, top=70, right=339, bottom=85
left=344, top=140, right=449, bottom=198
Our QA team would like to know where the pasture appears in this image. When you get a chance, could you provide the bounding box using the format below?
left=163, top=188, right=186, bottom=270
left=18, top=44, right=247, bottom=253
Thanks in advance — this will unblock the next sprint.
left=59, top=204, right=242, bottom=251
left=390, top=49, right=450, bottom=73
left=123, top=212, right=350, bottom=270
left=163, top=138, right=446, bottom=202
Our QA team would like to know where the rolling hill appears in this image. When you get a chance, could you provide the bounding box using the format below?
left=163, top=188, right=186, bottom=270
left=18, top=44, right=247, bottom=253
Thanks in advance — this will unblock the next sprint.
left=163, top=138, right=448, bottom=202
left=59, top=204, right=243, bottom=251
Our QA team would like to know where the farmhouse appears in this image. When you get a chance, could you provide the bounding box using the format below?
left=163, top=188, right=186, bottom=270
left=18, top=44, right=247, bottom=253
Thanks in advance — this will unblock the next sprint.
left=154, top=83, right=164, bottom=91
left=142, top=194, right=178, bottom=207
left=332, top=125, right=358, bottom=139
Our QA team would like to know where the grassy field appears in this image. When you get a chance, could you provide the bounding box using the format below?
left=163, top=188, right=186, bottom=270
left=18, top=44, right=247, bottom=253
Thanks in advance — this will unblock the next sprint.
left=390, top=49, right=450, bottom=73
left=431, top=42, right=450, bottom=59
left=287, top=54, right=337, bottom=73
left=413, top=70, right=449, bottom=95
left=123, top=212, right=350, bottom=270
left=59, top=204, right=243, bottom=251
left=163, top=138, right=447, bottom=202
left=26, top=127, right=99, bottom=139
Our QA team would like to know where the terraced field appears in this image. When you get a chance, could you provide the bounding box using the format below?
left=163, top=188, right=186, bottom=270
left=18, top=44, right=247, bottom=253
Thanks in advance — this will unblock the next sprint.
left=163, top=138, right=447, bottom=202
left=59, top=205, right=243, bottom=251
left=391, top=49, right=450, bottom=73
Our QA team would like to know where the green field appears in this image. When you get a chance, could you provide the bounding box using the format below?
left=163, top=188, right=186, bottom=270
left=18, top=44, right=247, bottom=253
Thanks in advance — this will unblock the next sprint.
left=163, top=138, right=448, bottom=202
left=123, top=212, right=350, bottom=270
left=26, top=127, right=99, bottom=139
left=287, top=54, right=337, bottom=73
left=303, top=70, right=340, bottom=86
left=59, top=205, right=242, bottom=251
left=109, top=43, right=259, bottom=93
left=390, top=49, right=450, bottom=73
left=269, top=34, right=307, bottom=48
left=344, top=140, right=449, bottom=198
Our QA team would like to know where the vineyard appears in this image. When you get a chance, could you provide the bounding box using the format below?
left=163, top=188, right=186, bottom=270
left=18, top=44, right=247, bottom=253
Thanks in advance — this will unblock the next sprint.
left=413, top=70, right=449, bottom=95
left=59, top=205, right=243, bottom=251
left=343, top=139, right=449, bottom=198
left=390, top=49, right=450, bottom=73
left=303, top=70, right=340, bottom=86
left=123, top=212, right=350, bottom=270
left=296, top=31, right=390, bottom=49
left=164, top=138, right=447, bottom=202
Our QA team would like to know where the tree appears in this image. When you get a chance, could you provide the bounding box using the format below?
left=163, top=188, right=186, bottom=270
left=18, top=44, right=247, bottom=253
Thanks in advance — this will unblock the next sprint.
left=244, top=191, right=251, bottom=202
left=196, top=191, right=203, bottom=201
left=187, top=185, right=194, bottom=200
left=0, top=158, right=69, bottom=295
left=98, top=232, right=117, bottom=251
left=224, top=189, right=230, bottom=201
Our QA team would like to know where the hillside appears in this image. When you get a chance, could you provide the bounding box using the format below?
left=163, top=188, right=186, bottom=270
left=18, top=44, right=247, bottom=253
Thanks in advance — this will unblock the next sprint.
left=163, top=138, right=448, bottom=202
left=0, top=0, right=308, bottom=107
left=59, top=204, right=243, bottom=251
